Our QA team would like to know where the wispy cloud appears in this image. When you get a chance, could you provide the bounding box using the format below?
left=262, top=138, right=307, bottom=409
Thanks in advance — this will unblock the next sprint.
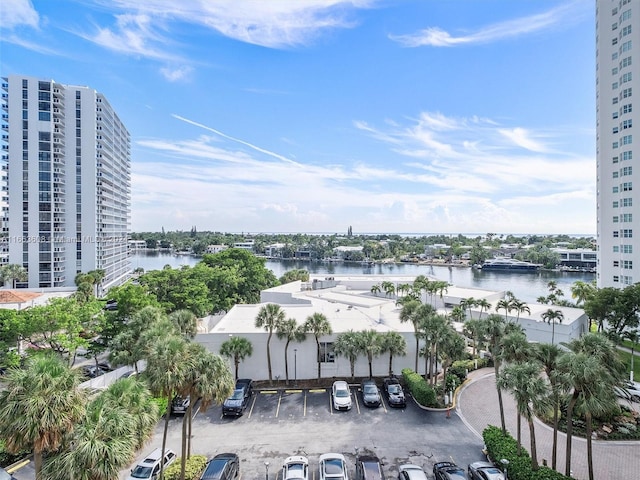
left=2, top=0, right=39, bottom=29
left=172, top=115, right=303, bottom=166
left=160, top=65, right=193, bottom=82
left=390, top=1, right=584, bottom=47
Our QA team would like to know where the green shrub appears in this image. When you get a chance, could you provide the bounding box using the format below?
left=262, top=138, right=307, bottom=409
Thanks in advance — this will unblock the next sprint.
left=482, top=426, right=573, bottom=480
left=164, top=455, right=208, bottom=480
left=401, top=368, right=437, bottom=407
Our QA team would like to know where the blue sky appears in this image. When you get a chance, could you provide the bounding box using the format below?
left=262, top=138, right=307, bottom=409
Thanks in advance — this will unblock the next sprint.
left=1, top=0, right=596, bottom=235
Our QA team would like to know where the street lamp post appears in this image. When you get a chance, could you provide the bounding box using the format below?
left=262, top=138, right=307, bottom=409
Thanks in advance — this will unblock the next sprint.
left=265, top=461, right=269, bottom=480
left=500, top=459, right=509, bottom=480
left=294, top=349, right=297, bottom=383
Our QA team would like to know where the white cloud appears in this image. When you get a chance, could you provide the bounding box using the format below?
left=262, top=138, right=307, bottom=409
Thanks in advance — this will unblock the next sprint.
left=1, top=0, right=39, bottom=29
left=130, top=109, right=595, bottom=234
left=389, top=1, right=585, bottom=47
left=497, top=127, right=550, bottom=153
left=160, top=65, right=193, bottom=82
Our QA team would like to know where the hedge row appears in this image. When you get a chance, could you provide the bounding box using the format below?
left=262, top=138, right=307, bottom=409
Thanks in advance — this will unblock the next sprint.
left=401, top=368, right=437, bottom=407
left=163, top=455, right=208, bottom=480
left=482, top=426, right=574, bottom=480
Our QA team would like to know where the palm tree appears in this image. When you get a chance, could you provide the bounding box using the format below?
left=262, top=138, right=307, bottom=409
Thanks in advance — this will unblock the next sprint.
left=0, top=355, right=86, bottom=480
left=480, top=313, right=508, bottom=433
left=334, top=331, right=361, bottom=380
left=169, top=309, right=198, bottom=339
left=495, top=298, right=512, bottom=321
left=100, top=376, right=159, bottom=450
left=0, top=263, right=28, bottom=289
left=500, top=330, right=530, bottom=450
left=276, top=318, right=307, bottom=384
left=357, top=330, right=383, bottom=378
left=497, top=362, right=548, bottom=470
left=419, top=313, right=450, bottom=385
left=449, top=305, right=466, bottom=323
left=370, top=284, right=381, bottom=297
left=304, top=312, right=332, bottom=380
left=476, top=298, right=491, bottom=318
left=541, top=308, right=564, bottom=345
left=459, top=297, right=477, bottom=319
left=399, top=300, right=434, bottom=372
left=439, top=329, right=465, bottom=401
left=145, top=335, right=192, bottom=480
left=42, top=396, right=137, bottom=480
left=462, top=319, right=484, bottom=358
left=559, top=333, right=624, bottom=479
left=179, top=344, right=234, bottom=479
left=570, top=280, right=597, bottom=306
left=220, top=336, right=253, bottom=380
left=511, top=299, right=530, bottom=324
left=533, top=342, right=565, bottom=470
left=381, top=280, right=395, bottom=298
left=380, top=331, right=407, bottom=377
left=255, top=303, right=286, bottom=383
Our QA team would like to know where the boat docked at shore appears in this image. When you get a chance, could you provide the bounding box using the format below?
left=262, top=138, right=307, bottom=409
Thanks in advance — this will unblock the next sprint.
left=480, top=258, right=541, bottom=272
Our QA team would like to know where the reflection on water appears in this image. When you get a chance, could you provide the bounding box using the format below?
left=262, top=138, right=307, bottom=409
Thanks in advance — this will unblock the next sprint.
left=129, top=252, right=595, bottom=304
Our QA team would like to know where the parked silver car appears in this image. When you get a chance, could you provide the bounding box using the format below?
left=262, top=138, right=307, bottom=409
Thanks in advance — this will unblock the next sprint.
left=332, top=381, right=352, bottom=411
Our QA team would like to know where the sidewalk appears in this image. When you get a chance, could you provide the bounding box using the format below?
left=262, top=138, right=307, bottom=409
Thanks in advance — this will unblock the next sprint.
left=456, top=368, right=640, bottom=480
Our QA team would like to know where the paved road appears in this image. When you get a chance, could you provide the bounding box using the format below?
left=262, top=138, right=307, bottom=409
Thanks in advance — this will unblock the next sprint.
left=456, top=368, right=640, bottom=480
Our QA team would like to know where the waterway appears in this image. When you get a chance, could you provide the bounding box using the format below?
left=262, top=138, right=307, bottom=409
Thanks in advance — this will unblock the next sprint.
left=129, top=252, right=595, bottom=305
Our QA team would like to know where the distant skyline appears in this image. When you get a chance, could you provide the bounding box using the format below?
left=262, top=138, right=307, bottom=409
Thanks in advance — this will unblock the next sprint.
left=1, top=0, right=595, bottom=234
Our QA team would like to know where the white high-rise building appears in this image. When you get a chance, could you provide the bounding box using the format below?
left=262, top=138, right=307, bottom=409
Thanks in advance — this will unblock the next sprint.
left=0, top=75, right=130, bottom=290
left=596, top=1, right=639, bottom=288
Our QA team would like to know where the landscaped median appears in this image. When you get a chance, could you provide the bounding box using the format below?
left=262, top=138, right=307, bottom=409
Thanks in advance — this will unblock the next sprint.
left=483, top=426, right=574, bottom=480
left=162, top=454, right=207, bottom=480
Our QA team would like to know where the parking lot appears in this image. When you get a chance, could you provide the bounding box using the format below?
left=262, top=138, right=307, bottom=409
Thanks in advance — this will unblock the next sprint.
left=117, top=384, right=486, bottom=480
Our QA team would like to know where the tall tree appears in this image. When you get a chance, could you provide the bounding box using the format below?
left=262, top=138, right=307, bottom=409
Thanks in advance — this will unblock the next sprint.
left=541, top=308, right=564, bottom=345
left=42, top=395, right=137, bottom=480
left=399, top=300, right=434, bottom=372
left=220, top=336, right=253, bottom=380
left=0, top=355, right=86, bottom=480
left=357, top=330, right=383, bottom=379
left=462, top=319, right=485, bottom=358
left=169, top=309, right=198, bottom=339
left=304, top=312, right=332, bottom=380
left=145, top=335, right=192, bottom=480
left=276, top=318, right=307, bottom=384
left=380, top=331, right=407, bottom=377
left=334, top=331, right=361, bottom=380
left=0, top=264, right=28, bottom=288
left=255, top=303, right=286, bottom=383
left=497, top=362, right=548, bottom=470
left=559, top=333, right=624, bottom=480
left=178, top=344, right=233, bottom=479
left=480, top=313, right=508, bottom=433
left=533, top=342, right=565, bottom=470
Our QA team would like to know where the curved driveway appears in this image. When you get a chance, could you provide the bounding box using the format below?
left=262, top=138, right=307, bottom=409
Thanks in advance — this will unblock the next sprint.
left=456, top=368, right=640, bottom=480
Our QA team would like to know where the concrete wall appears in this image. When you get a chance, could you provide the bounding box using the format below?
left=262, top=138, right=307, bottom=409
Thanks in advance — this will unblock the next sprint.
left=196, top=331, right=423, bottom=381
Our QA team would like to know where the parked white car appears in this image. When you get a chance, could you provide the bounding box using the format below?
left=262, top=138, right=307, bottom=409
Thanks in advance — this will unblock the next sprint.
left=319, top=453, right=348, bottom=480
left=282, top=456, right=309, bottom=480
left=332, top=381, right=352, bottom=411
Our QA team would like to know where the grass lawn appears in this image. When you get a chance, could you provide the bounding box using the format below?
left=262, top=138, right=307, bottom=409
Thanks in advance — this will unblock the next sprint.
left=617, top=348, right=640, bottom=382
left=622, top=339, right=640, bottom=351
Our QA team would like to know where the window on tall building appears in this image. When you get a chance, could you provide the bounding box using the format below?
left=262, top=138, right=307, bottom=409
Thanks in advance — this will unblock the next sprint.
left=623, top=245, right=633, bottom=254
left=614, top=245, right=620, bottom=252
left=613, top=200, right=619, bottom=208
left=623, top=87, right=632, bottom=98
left=613, top=127, right=619, bottom=134
left=622, top=166, right=633, bottom=175
left=614, top=260, right=620, bottom=267
left=614, top=216, right=620, bottom=223
left=622, top=103, right=632, bottom=114
left=622, top=276, right=633, bottom=285
left=622, top=9, right=631, bottom=21
left=613, top=171, right=620, bottom=178
left=623, top=229, right=633, bottom=238
left=623, top=197, right=633, bottom=207
left=614, top=230, right=620, bottom=238
left=614, top=156, right=619, bottom=163
left=622, top=213, right=633, bottom=222
left=622, top=72, right=633, bottom=83
left=623, top=182, right=633, bottom=191
left=613, top=186, right=619, bottom=193
left=622, top=56, right=632, bottom=68
left=613, top=111, right=619, bottom=119
left=622, top=134, right=632, bottom=144
left=613, top=275, right=620, bottom=282
left=623, top=260, right=633, bottom=269
left=623, top=119, right=632, bottom=129
left=623, top=25, right=632, bottom=36
left=622, top=40, right=632, bottom=52
left=623, top=150, right=633, bottom=160
left=613, top=82, right=619, bottom=89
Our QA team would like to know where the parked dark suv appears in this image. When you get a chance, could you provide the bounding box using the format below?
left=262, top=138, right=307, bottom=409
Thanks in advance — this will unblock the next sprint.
left=222, top=379, right=253, bottom=416
left=355, top=455, right=384, bottom=480
left=199, top=453, right=239, bottom=480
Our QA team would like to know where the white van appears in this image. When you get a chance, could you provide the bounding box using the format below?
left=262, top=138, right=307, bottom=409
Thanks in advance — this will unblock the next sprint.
left=127, top=448, right=177, bottom=480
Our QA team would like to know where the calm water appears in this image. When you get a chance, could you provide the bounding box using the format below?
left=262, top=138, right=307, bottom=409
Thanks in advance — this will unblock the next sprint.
left=129, top=252, right=595, bottom=304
